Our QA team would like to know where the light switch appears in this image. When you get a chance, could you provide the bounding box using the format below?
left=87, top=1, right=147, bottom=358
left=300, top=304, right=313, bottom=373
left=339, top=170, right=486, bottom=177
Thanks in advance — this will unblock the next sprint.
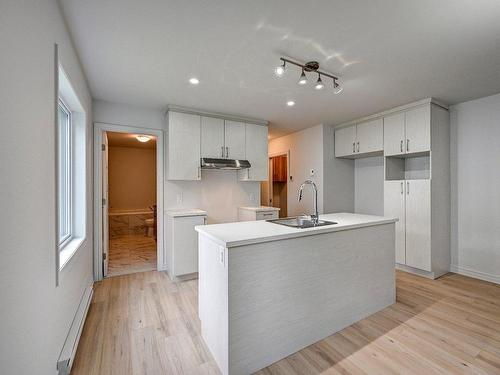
left=176, top=193, right=183, bottom=204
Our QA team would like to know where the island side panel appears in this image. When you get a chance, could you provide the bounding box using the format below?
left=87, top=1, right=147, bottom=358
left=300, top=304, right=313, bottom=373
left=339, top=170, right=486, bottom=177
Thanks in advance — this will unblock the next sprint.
left=227, top=223, right=396, bottom=375
left=198, top=233, right=229, bottom=375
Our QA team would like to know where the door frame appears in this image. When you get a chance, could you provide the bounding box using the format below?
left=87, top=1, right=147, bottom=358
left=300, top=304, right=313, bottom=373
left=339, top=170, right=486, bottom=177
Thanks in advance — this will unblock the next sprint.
left=268, top=150, right=290, bottom=216
left=93, top=122, right=164, bottom=281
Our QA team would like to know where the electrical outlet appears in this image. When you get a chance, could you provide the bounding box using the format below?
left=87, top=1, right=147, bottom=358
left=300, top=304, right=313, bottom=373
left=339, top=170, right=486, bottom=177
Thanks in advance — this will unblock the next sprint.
left=249, top=193, right=255, bottom=202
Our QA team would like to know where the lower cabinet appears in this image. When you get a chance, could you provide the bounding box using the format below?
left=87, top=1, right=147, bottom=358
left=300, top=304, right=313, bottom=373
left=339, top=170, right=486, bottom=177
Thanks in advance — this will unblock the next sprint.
left=165, top=210, right=207, bottom=280
left=384, top=179, right=431, bottom=272
left=238, top=207, right=279, bottom=221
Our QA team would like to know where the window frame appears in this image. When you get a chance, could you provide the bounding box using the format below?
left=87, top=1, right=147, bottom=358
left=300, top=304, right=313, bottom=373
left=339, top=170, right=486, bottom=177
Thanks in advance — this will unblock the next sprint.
left=57, top=97, right=73, bottom=249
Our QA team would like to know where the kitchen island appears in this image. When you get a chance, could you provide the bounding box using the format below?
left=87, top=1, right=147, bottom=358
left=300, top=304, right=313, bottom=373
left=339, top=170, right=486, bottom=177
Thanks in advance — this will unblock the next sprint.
left=195, top=213, right=397, bottom=375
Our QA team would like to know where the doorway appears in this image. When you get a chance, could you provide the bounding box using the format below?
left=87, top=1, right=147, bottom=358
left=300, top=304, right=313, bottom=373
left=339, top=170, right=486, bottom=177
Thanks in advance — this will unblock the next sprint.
left=94, top=123, right=164, bottom=281
left=261, top=152, right=288, bottom=218
left=104, top=131, right=157, bottom=277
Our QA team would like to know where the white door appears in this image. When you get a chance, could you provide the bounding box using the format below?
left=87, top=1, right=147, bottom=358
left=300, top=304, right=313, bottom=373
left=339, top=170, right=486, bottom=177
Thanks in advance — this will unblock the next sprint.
left=334, top=125, right=356, bottom=157
left=224, top=120, right=246, bottom=160
left=173, top=215, right=205, bottom=276
left=384, top=180, right=406, bottom=265
left=383, top=113, right=405, bottom=156
left=167, top=112, right=201, bottom=180
left=405, top=179, right=431, bottom=271
left=102, top=132, right=109, bottom=277
left=356, top=118, right=383, bottom=154
left=201, top=116, right=225, bottom=158
left=240, top=123, right=268, bottom=181
left=405, top=106, right=430, bottom=154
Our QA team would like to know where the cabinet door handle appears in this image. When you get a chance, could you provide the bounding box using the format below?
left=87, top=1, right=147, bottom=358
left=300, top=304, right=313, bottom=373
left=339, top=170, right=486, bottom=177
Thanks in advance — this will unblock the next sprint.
left=407, top=181, right=409, bottom=195
left=221, top=146, right=224, bottom=158
left=357, top=141, right=360, bottom=153
left=401, top=182, right=403, bottom=195
left=400, top=140, right=403, bottom=153
left=226, top=146, right=229, bottom=158
left=352, top=142, right=355, bottom=153
left=406, top=139, right=409, bottom=152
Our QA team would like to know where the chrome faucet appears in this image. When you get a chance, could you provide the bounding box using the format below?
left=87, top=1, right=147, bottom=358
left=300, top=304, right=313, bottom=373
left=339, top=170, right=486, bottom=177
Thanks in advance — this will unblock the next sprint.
left=298, top=179, right=319, bottom=224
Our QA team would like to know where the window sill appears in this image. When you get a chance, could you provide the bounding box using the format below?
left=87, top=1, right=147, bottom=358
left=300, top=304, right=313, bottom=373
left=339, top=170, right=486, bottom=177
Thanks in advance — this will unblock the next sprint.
left=59, top=237, right=85, bottom=271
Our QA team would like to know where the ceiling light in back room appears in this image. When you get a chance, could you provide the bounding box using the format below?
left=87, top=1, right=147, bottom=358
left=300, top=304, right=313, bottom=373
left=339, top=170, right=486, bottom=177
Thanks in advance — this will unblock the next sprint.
left=189, top=77, right=199, bottom=85
left=286, top=100, right=295, bottom=107
left=136, top=135, right=151, bottom=142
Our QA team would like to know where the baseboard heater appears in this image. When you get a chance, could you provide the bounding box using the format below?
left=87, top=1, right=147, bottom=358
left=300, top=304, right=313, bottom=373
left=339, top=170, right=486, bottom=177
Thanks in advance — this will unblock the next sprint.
left=57, top=283, right=93, bottom=375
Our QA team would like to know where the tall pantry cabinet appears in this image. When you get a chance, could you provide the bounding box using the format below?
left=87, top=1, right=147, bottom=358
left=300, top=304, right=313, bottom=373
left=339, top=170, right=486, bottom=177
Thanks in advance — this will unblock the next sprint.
left=383, top=102, right=450, bottom=279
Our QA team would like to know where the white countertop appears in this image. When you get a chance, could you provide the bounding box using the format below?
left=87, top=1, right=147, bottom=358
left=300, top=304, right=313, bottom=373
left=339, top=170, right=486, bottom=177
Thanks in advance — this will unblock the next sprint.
left=195, top=212, right=397, bottom=248
left=165, top=208, right=207, bottom=217
left=238, top=206, right=280, bottom=212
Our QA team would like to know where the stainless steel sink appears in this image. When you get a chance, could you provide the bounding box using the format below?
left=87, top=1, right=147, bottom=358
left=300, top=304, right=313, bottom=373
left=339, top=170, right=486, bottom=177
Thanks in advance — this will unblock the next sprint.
left=267, top=216, right=337, bottom=229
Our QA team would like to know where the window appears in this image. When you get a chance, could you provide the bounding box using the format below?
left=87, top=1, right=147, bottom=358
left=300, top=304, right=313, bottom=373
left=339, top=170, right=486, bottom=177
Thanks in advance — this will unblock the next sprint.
left=56, top=63, right=86, bottom=271
left=58, top=99, right=72, bottom=247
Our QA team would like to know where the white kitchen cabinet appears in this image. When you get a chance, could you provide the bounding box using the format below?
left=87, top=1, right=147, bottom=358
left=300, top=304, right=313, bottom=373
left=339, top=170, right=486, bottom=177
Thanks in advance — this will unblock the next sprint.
left=334, top=120, right=383, bottom=158
left=383, top=112, right=405, bottom=156
left=384, top=181, right=406, bottom=265
left=165, top=209, right=207, bottom=280
left=167, top=111, right=201, bottom=180
left=238, top=123, right=268, bottom=181
left=383, top=105, right=430, bottom=156
left=405, top=106, right=430, bottom=154
left=405, top=180, right=431, bottom=271
left=224, top=120, right=246, bottom=160
left=334, top=125, right=356, bottom=157
left=383, top=101, right=450, bottom=279
left=356, top=118, right=383, bottom=154
left=201, top=116, right=225, bottom=158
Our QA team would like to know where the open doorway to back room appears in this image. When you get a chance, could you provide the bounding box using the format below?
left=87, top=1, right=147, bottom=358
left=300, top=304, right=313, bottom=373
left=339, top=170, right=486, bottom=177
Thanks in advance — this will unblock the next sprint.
left=104, top=131, right=157, bottom=277
left=261, top=153, right=288, bottom=218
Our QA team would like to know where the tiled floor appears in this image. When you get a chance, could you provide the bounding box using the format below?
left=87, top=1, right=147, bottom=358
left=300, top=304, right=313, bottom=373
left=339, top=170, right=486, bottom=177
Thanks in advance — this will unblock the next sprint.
left=108, top=234, right=156, bottom=277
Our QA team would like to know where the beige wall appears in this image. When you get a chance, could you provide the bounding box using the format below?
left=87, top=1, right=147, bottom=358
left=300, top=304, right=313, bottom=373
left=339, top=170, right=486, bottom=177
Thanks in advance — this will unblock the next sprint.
left=108, top=146, right=156, bottom=211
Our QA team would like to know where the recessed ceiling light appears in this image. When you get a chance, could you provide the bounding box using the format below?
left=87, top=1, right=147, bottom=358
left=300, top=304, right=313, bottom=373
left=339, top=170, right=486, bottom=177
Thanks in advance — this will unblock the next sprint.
left=136, top=135, right=151, bottom=143
left=286, top=101, right=295, bottom=107
left=189, top=77, right=199, bottom=85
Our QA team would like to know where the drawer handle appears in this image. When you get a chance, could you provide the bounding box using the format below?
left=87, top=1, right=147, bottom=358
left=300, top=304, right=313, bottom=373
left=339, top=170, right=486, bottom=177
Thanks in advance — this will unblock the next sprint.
left=400, top=140, right=403, bottom=153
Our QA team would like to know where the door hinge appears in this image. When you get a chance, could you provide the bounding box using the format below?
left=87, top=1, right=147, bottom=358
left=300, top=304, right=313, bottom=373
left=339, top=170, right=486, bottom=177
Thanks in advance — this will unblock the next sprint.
left=102, top=144, right=106, bottom=151
left=103, top=253, right=107, bottom=260
left=102, top=198, right=106, bottom=206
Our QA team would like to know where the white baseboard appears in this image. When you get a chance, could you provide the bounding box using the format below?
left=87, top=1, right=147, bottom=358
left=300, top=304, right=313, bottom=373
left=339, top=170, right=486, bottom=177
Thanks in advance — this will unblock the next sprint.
left=57, top=282, right=94, bottom=375
left=396, top=263, right=436, bottom=279
left=450, top=264, right=500, bottom=285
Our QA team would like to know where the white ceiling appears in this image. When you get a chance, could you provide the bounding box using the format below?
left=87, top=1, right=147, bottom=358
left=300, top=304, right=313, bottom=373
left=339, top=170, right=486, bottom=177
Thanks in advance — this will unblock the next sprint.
left=60, top=0, right=500, bottom=138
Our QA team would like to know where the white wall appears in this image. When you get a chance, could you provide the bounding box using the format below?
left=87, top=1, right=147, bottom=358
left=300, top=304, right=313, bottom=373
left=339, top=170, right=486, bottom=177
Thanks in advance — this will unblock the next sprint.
left=93, top=99, right=261, bottom=224
left=0, top=1, right=93, bottom=374
left=450, top=93, right=500, bottom=284
left=323, top=124, right=355, bottom=213
left=354, top=157, right=384, bottom=215
left=269, top=124, right=355, bottom=217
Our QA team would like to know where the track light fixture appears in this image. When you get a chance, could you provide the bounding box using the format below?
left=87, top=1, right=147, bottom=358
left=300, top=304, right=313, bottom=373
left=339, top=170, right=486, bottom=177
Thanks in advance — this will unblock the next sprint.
left=275, top=57, right=342, bottom=93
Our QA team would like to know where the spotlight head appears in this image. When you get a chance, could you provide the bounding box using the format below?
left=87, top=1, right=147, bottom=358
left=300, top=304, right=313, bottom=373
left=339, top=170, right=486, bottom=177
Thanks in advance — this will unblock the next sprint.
left=333, top=79, right=343, bottom=94
left=314, top=74, right=324, bottom=90
left=275, top=61, right=286, bottom=77
left=298, top=69, right=307, bottom=85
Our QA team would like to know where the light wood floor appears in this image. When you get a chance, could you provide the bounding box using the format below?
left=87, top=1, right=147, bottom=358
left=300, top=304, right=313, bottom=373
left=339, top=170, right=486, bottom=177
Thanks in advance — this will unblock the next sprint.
left=72, top=270, right=500, bottom=375
left=108, top=234, right=156, bottom=277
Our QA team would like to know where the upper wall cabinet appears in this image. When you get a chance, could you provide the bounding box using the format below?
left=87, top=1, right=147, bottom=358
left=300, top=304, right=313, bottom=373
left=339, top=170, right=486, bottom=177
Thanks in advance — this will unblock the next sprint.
left=384, top=106, right=430, bottom=156
left=224, top=120, right=246, bottom=160
left=201, top=116, right=225, bottom=158
left=238, top=123, right=268, bottom=181
left=334, top=118, right=383, bottom=158
left=167, top=111, right=201, bottom=180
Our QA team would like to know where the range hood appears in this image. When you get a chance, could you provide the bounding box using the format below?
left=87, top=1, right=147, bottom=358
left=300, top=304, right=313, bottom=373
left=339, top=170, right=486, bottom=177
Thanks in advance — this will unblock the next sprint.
left=201, top=158, right=251, bottom=170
